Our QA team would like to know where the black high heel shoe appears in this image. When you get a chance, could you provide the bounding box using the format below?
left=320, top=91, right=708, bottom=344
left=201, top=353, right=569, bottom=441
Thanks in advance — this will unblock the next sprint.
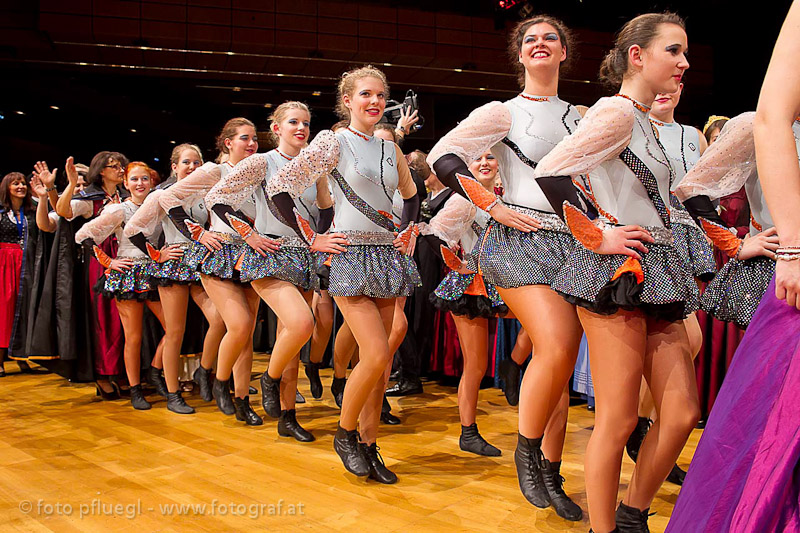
left=95, top=381, right=120, bottom=401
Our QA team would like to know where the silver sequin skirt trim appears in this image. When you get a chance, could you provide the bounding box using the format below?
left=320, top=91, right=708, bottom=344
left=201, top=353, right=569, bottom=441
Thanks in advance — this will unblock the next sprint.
left=327, top=244, right=421, bottom=298
left=672, top=221, right=717, bottom=279
left=701, top=256, right=775, bottom=328
left=477, top=219, right=577, bottom=289
left=152, top=242, right=204, bottom=285
left=184, top=240, right=248, bottom=282
left=237, top=244, right=317, bottom=290
left=95, top=261, right=159, bottom=301
left=507, top=204, right=569, bottom=233
left=432, top=270, right=507, bottom=319
left=340, top=230, right=396, bottom=246
left=551, top=242, right=700, bottom=322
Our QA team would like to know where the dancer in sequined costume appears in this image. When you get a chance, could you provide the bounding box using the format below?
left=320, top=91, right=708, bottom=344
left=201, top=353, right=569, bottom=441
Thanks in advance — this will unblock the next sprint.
left=124, top=144, right=226, bottom=415
left=532, top=13, right=700, bottom=532
left=423, top=152, right=509, bottom=457
left=75, top=162, right=175, bottom=411
left=268, top=66, right=421, bottom=484
left=158, top=118, right=263, bottom=424
left=676, top=111, right=788, bottom=329
left=428, top=15, right=584, bottom=521
left=622, top=84, right=712, bottom=486
left=206, top=101, right=335, bottom=440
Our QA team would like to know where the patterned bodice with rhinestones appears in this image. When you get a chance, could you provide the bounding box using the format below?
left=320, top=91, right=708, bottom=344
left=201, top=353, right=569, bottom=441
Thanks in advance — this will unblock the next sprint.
left=0, top=209, right=28, bottom=244
left=652, top=121, right=702, bottom=190
left=330, top=128, right=400, bottom=233
left=494, top=95, right=582, bottom=212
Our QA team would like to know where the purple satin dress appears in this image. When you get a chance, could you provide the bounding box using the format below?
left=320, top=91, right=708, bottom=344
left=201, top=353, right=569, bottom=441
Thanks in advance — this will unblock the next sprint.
left=668, top=278, right=800, bottom=532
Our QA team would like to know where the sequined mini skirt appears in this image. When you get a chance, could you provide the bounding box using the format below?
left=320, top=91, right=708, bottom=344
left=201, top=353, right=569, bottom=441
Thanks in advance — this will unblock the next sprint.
left=478, top=206, right=576, bottom=289
left=183, top=232, right=248, bottom=282
left=551, top=226, right=700, bottom=322
left=326, top=231, right=421, bottom=298
left=237, top=235, right=316, bottom=290
left=94, top=257, right=158, bottom=301
left=431, top=268, right=508, bottom=319
left=152, top=241, right=204, bottom=286
left=701, top=256, right=775, bottom=329
left=671, top=208, right=717, bottom=281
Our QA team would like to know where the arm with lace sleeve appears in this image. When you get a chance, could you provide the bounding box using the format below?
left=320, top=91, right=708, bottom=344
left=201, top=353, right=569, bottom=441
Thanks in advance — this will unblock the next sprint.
left=428, top=102, right=510, bottom=210
left=74, top=203, right=125, bottom=246
left=420, top=195, right=476, bottom=248
left=269, top=130, right=340, bottom=241
left=206, top=153, right=268, bottom=235
left=676, top=112, right=756, bottom=204
left=158, top=162, right=221, bottom=240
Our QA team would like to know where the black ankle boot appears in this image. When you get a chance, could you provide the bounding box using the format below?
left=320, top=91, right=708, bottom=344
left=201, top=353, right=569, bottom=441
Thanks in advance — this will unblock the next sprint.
left=666, top=463, right=686, bottom=485
left=615, top=502, right=651, bottom=533
left=130, top=384, right=151, bottom=410
left=193, top=365, right=213, bottom=402
left=514, top=433, right=550, bottom=508
left=541, top=459, right=583, bottom=521
left=260, top=373, right=281, bottom=418
left=166, top=391, right=195, bottom=414
left=498, top=359, right=522, bottom=406
left=380, top=395, right=401, bottom=425
left=234, top=396, right=263, bottom=426
left=331, top=376, right=346, bottom=409
left=148, top=366, right=168, bottom=397
left=304, top=362, right=323, bottom=399
left=626, top=417, right=652, bottom=462
left=459, top=423, right=501, bottom=457
left=212, top=378, right=235, bottom=415
left=362, top=442, right=397, bottom=484
left=278, top=409, right=315, bottom=442
left=333, top=424, right=369, bottom=476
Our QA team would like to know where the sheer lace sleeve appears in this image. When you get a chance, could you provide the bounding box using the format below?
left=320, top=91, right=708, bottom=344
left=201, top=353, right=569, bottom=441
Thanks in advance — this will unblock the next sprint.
left=534, top=97, right=634, bottom=178
left=266, top=130, right=340, bottom=198
left=67, top=198, right=93, bottom=221
left=427, top=101, right=511, bottom=166
left=420, top=195, right=477, bottom=248
left=206, top=153, right=268, bottom=209
left=123, top=190, right=165, bottom=238
left=675, top=112, right=756, bottom=202
left=75, top=203, right=125, bottom=244
left=159, top=162, right=222, bottom=211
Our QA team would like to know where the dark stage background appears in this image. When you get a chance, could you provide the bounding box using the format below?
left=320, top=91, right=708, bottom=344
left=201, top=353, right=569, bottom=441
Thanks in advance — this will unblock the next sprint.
left=0, top=0, right=792, bottom=177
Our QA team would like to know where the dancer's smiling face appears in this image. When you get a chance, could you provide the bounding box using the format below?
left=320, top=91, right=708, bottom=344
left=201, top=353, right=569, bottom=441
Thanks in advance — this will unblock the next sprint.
left=343, top=76, right=387, bottom=131
left=172, top=148, right=202, bottom=180
left=274, top=108, right=311, bottom=152
left=225, top=125, right=258, bottom=164
left=519, top=23, right=567, bottom=77
left=469, top=153, right=499, bottom=190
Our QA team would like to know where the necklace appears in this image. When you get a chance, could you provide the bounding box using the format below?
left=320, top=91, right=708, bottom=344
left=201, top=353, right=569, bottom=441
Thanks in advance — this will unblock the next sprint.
left=347, top=126, right=371, bottom=141
left=13, top=208, right=24, bottom=239
left=614, top=93, right=651, bottom=113
left=276, top=148, right=294, bottom=161
left=519, top=93, right=550, bottom=102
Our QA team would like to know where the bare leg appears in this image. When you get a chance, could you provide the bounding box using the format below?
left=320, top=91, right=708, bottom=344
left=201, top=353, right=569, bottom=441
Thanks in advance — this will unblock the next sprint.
left=190, top=284, right=226, bottom=371
left=115, top=300, right=145, bottom=386
left=542, top=385, right=570, bottom=461
left=334, top=296, right=395, bottom=433
left=452, top=314, right=489, bottom=427
left=579, top=308, right=647, bottom=533
left=231, top=287, right=260, bottom=399
left=360, top=297, right=407, bottom=443
left=511, top=329, right=532, bottom=366
left=334, top=321, right=357, bottom=379
left=251, top=278, right=314, bottom=380
left=157, top=284, right=190, bottom=393
left=310, top=290, right=334, bottom=364
left=624, top=318, right=699, bottom=511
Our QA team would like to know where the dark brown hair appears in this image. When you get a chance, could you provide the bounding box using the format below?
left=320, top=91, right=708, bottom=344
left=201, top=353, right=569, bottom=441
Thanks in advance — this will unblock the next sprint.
left=374, top=123, right=398, bottom=143
left=599, top=12, right=686, bottom=88
left=331, top=120, right=349, bottom=132
left=86, top=151, right=129, bottom=186
left=704, top=118, right=729, bottom=143
left=508, top=15, right=575, bottom=88
left=407, top=150, right=432, bottom=181
left=215, top=117, right=256, bottom=163
left=0, top=172, right=33, bottom=211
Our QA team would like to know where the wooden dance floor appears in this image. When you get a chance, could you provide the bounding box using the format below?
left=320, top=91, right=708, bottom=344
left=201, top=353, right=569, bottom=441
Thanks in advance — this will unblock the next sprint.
left=1, top=355, right=700, bottom=532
